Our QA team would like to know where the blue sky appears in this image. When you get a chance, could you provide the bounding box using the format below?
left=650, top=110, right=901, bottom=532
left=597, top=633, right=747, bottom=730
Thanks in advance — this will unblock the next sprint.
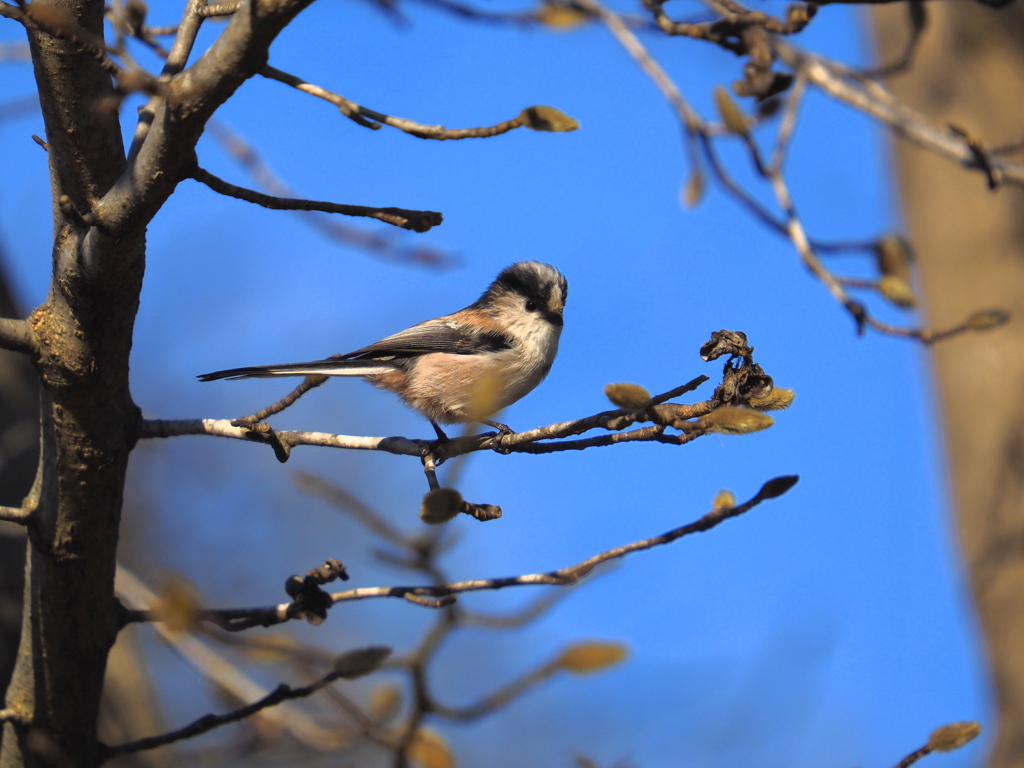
left=0, top=1, right=989, bottom=766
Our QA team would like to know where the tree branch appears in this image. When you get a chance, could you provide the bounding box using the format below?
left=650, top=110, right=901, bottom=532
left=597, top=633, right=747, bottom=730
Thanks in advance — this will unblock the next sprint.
left=261, top=65, right=540, bottom=140
left=0, top=505, right=32, bottom=525
left=102, top=671, right=341, bottom=757
left=122, top=475, right=798, bottom=632
left=96, top=0, right=325, bottom=236
left=774, top=39, right=1024, bottom=187
left=188, top=164, right=443, bottom=232
left=0, top=317, right=35, bottom=355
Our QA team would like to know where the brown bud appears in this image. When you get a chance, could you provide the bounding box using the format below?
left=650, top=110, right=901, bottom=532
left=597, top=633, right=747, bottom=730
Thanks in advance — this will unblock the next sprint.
left=333, top=646, right=392, bottom=679
left=519, top=105, right=580, bottom=132
left=368, top=683, right=404, bottom=723
left=154, top=574, right=202, bottom=633
left=604, top=382, right=651, bottom=410
left=965, top=309, right=1010, bottom=332
left=420, top=488, right=464, bottom=525
left=875, top=235, right=914, bottom=282
left=756, top=475, right=799, bottom=500
left=698, top=407, right=773, bottom=435
left=712, top=489, right=736, bottom=513
left=407, top=728, right=456, bottom=768
left=714, top=86, right=749, bottom=136
left=557, top=641, right=629, bottom=674
left=682, top=169, right=705, bottom=209
left=535, top=2, right=589, bottom=29
left=748, top=387, right=796, bottom=412
left=928, top=722, right=982, bottom=753
left=877, top=275, right=917, bottom=309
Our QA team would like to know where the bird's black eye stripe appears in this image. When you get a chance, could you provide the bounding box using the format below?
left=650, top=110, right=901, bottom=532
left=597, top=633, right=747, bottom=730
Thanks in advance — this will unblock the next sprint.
left=525, top=300, right=538, bottom=312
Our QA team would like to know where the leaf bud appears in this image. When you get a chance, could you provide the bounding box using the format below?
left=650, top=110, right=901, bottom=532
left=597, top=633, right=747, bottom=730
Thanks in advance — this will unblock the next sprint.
left=965, top=309, right=1009, bottom=332
left=333, top=646, right=392, bottom=679
left=557, top=641, right=629, bottom=674
left=928, top=722, right=982, bottom=753
left=712, top=489, right=736, bottom=512
left=408, top=728, right=456, bottom=768
left=420, top=488, right=464, bottom=525
left=714, top=86, right=750, bottom=136
left=604, top=382, right=651, bottom=410
left=756, top=475, right=799, bottom=500
left=749, top=387, right=796, bottom=411
left=698, top=407, right=773, bottom=434
left=519, top=105, right=580, bottom=132
left=877, top=275, right=917, bottom=308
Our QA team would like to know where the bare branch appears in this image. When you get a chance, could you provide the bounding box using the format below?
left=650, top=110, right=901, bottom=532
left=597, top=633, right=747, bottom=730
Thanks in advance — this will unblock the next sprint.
left=188, top=164, right=443, bottom=232
left=430, top=659, right=560, bottom=721
left=141, top=375, right=741, bottom=467
left=0, top=709, right=26, bottom=726
left=98, top=0, right=327, bottom=236
left=0, top=505, right=32, bottom=525
left=114, top=568, right=347, bottom=749
left=205, top=122, right=459, bottom=265
left=262, top=66, right=538, bottom=139
left=0, top=317, right=35, bottom=355
left=200, top=1, right=242, bottom=17
left=123, top=476, right=798, bottom=632
left=774, top=40, right=1024, bottom=187
left=103, top=671, right=341, bottom=757
left=295, top=471, right=414, bottom=550
left=575, top=0, right=703, bottom=174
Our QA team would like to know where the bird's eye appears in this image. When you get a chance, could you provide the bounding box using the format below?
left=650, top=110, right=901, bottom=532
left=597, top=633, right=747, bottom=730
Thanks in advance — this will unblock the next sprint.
left=525, top=300, right=538, bottom=312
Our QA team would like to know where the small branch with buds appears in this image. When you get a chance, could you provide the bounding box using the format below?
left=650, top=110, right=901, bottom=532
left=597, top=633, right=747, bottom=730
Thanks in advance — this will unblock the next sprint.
left=261, top=65, right=580, bottom=139
left=121, top=475, right=798, bottom=632
left=188, top=164, right=443, bottom=232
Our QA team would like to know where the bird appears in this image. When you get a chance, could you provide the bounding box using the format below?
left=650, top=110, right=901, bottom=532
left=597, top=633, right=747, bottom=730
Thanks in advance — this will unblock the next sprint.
left=198, top=261, right=568, bottom=439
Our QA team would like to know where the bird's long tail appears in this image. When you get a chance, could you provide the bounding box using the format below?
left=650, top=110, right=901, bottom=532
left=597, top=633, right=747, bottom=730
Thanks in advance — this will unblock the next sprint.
left=197, top=359, right=398, bottom=382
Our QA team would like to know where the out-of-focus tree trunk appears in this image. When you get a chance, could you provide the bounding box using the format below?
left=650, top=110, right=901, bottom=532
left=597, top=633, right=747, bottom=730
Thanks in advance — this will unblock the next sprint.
left=873, top=6, right=1024, bottom=766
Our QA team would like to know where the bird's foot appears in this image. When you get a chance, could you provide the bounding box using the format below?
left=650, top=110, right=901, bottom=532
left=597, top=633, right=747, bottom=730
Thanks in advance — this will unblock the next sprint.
left=480, top=418, right=515, bottom=436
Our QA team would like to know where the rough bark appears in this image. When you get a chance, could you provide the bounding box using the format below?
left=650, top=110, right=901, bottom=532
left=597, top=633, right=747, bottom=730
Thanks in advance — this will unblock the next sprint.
left=0, top=1, right=142, bottom=764
left=0, top=0, right=326, bottom=762
left=872, top=6, right=1024, bottom=766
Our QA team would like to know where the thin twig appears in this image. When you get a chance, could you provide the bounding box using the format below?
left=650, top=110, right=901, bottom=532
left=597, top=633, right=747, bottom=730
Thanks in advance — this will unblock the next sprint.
left=189, top=165, right=443, bottom=232
left=114, top=568, right=346, bottom=749
left=261, top=65, right=532, bottom=139
left=123, top=476, right=797, bottom=631
left=769, top=72, right=807, bottom=173
left=774, top=39, right=1024, bottom=187
left=430, top=659, right=560, bottom=721
left=204, top=121, right=458, bottom=266
left=199, top=1, right=242, bottom=17
left=104, top=672, right=341, bottom=756
left=294, top=471, right=413, bottom=550
left=894, top=745, right=932, bottom=768
left=576, top=0, right=703, bottom=174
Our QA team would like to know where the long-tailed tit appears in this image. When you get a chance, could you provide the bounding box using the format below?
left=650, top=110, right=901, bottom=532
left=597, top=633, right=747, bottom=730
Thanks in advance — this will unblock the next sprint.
left=198, top=261, right=568, bottom=438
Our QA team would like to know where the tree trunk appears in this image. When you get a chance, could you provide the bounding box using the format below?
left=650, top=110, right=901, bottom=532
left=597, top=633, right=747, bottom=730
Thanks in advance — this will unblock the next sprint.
left=0, top=0, right=144, bottom=763
left=872, top=5, right=1024, bottom=766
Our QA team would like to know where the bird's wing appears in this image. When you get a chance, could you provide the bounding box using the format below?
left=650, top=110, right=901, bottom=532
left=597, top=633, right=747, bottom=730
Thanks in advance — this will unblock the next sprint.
left=342, top=319, right=513, bottom=360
